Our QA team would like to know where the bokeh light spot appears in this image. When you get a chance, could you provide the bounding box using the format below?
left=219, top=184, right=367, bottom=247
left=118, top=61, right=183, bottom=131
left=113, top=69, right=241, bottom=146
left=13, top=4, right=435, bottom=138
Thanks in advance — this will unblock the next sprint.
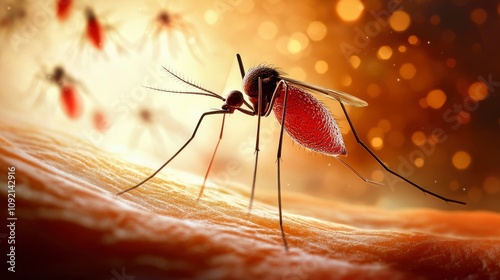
left=430, top=15, right=440, bottom=25
left=452, top=151, right=471, bottom=170
left=389, top=10, right=411, bottom=32
left=471, top=8, right=487, bottom=25
left=411, top=131, right=426, bottom=146
left=340, top=74, right=352, bottom=87
left=349, top=55, right=361, bottom=68
left=258, top=21, right=278, bottom=40
left=446, top=58, right=456, bottom=68
left=483, top=175, right=500, bottom=194
left=468, top=82, right=489, bottom=102
left=371, top=170, right=384, bottom=182
left=398, top=45, right=407, bottom=52
left=336, top=0, right=364, bottom=22
left=307, top=21, right=327, bottom=41
left=377, top=46, right=393, bottom=60
left=426, top=89, right=447, bottom=109
left=315, top=60, right=328, bottom=74
left=399, top=63, right=416, bottom=80
left=204, top=10, right=218, bottom=25
left=414, top=157, right=424, bottom=168
left=370, top=137, right=384, bottom=150
left=408, top=35, right=420, bottom=45
left=287, top=32, right=309, bottom=54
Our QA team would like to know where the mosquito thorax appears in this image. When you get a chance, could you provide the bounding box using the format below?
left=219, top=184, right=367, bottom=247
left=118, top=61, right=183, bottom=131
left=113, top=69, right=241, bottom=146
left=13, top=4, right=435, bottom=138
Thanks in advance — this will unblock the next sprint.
left=222, top=90, right=244, bottom=112
left=51, top=67, right=65, bottom=84
left=84, top=7, right=96, bottom=20
left=242, top=66, right=280, bottom=114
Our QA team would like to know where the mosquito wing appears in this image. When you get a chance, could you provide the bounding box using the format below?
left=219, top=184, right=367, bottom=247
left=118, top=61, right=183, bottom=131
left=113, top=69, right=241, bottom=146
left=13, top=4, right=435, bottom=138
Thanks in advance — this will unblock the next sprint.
left=282, top=77, right=368, bottom=107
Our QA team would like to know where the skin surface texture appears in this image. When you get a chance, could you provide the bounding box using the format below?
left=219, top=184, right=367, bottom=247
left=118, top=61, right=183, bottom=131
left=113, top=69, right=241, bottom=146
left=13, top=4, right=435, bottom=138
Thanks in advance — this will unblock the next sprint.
left=0, top=112, right=499, bottom=279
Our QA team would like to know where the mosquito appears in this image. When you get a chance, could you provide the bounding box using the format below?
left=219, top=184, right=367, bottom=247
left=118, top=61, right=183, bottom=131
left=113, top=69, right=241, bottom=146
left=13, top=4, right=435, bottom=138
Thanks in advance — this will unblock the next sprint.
left=139, top=6, right=202, bottom=61
left=27, top=65, right=109, bottom=131
left=117, top=54, right=466, bottom=251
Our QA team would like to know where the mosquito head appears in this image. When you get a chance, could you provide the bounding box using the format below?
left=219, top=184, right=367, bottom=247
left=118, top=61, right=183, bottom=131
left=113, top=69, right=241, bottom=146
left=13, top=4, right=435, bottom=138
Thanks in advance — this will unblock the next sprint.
left=222, top=90, right=244, bottom=113
left=84, top=7, right=96, bottom=20
left=50, top=66, right=65, bottom=84
left=242, top=65, right=280, bottom=114
left=157, top=11, right=171, bottom=25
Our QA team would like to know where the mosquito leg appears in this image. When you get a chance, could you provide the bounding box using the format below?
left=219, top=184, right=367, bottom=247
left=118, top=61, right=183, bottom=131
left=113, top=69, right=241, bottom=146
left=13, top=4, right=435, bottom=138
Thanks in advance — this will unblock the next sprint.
left=335, top=157, right=384, bottom=186
left=248, top=77, right=263, bottom=212
left=276, top=81, right=290, bottom=251
left=198, top=114, right=226, bottom=201
left=117, top=110, right=229, bottom=196
left=338, top=102, right=465, bottom=205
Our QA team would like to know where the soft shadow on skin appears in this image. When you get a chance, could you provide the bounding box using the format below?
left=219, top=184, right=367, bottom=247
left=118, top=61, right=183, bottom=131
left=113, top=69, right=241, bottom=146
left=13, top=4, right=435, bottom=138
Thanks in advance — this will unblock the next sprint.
left=0, top=111, right=499, bottom=279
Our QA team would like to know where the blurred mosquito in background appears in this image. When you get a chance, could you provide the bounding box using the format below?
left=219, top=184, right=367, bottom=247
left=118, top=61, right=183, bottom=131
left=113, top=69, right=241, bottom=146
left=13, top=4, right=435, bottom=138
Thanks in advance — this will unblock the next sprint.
left=127, top=97, right=187, bottom=156
left=0, top=0, right=27, bottom=39
left=117, top=54, right=466, bottom=251
left=138, top=2, right=203, bottom=61
left=26, top=65, right=109, bottom=131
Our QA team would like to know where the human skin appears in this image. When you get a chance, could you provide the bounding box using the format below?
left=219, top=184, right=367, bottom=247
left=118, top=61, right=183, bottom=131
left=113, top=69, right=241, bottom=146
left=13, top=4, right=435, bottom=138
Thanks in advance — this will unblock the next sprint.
left=1, top=114, right=499, bottom=279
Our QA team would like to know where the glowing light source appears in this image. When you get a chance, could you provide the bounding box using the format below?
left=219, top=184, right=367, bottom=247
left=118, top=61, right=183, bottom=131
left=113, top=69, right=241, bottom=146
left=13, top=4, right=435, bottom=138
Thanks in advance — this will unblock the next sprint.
left=389, top=11, right=411, bottom=32
left=315, top=60, right=328, bottom=74
left=370, top=137, right=384, bottom=150
left=411, top=131, right=426, bottom=146
left=349, top=55, right=361, bottom=68
left=426, top=89, right=447, bottom=109
left=468, top=82, right=489, bottom=101
left=399, top=63, right=416, bottom=80
left=258, top=21, right=278, bottom=40
left=377, top=46, right=393, bottom=60
left=307, top=21, right=327, bottom=41
left=430, top=15, right=440, bottom=25
left=335, top=0, right=364, bottom=22
left=452, top=151, right=471, bottom=170
left=287, top=32, right=309, bottom=54
left=408, top=35, right=420, bottom=45
left=204, top=10, right=218, bottom=25
left=471, top=8, right=487, bottom=25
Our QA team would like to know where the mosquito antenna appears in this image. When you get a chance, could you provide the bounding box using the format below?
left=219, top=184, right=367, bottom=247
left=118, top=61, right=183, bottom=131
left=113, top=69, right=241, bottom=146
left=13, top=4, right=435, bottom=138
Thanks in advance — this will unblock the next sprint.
left=162, top=66, right=223, bottom=99
left=144, top=86, right=225, bottom=100
left=339, top=102, right=466, bottom=205
left=236, top=53, right=245, bottom=78
left=117, top=110, right=229, bottom=195
left=335, top=157, right=384, bottom=186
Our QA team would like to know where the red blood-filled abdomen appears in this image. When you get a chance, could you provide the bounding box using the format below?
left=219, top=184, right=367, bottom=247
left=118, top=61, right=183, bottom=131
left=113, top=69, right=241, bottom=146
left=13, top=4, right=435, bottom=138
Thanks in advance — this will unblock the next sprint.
left=61, top=85, right=82, bottom=119
left=273, top=85, right=346, bottom=156
left=56, top=0, right=72, bottom=21
left=87, top=19, right=104, bottom=50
